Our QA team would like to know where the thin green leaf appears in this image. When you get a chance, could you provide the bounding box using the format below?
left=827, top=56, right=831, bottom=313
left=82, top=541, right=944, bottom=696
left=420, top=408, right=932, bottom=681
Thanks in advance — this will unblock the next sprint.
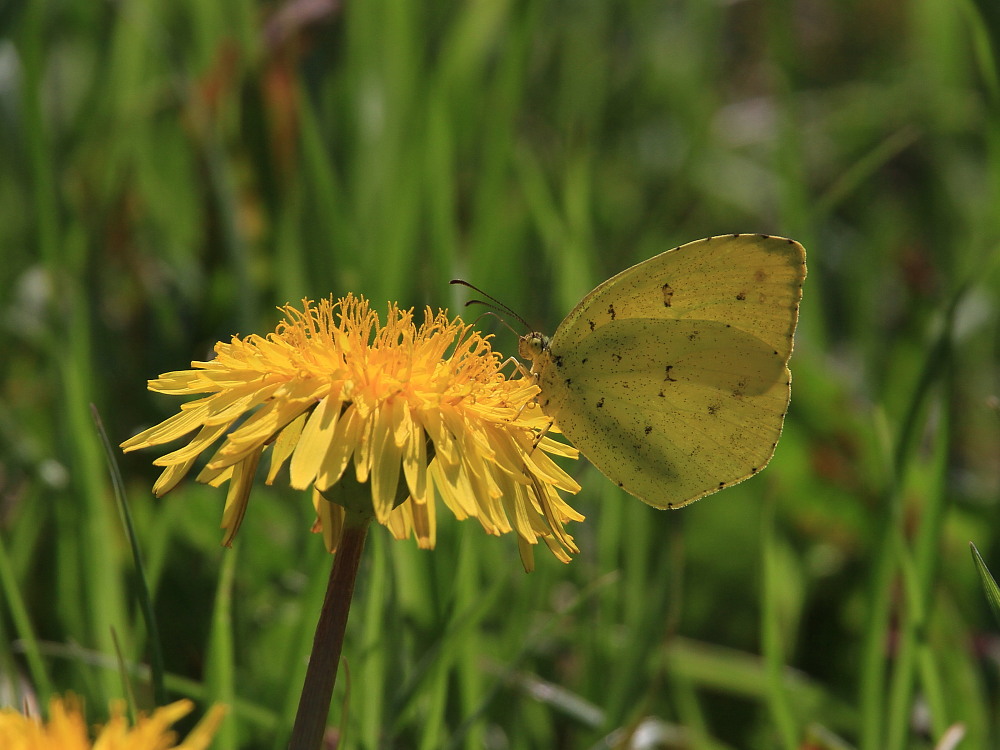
left=970, top=543, right=1000, bottom=629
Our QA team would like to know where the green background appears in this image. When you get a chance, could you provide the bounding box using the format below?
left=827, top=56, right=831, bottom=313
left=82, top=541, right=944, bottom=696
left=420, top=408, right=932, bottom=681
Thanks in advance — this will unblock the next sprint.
left=2, top=0, right=999, bottom=748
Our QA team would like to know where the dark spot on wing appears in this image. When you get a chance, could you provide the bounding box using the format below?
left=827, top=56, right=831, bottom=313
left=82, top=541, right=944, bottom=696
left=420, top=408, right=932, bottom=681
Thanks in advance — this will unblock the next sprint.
left=588, top=320, right=596, bottom=331
left=554, top=354, right=564, bottom=367
left=644, top=426, right=653, bottom=435
left=608, top=303, right=617, bottom=320
left=664, top=365, right=676, bottom=382
left=736, top=291, right=746, bottom=301
left=687, top=330, right=699, bottom=342
left=581, top=357, right=588, bottom=365
left=564, top=378, right=572, bottom=387
left=612, top=353, right=622, bottom=363
left=662, top=282, right=674, bottom=308
left=596, top=397, right=605, bottom=408
left=707, top=403, right=719, bottom=415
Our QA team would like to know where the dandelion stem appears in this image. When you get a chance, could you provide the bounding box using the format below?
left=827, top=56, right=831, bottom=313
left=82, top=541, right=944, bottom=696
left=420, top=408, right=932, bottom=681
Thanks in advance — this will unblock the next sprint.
left=289, top=508, right=371, bottom=750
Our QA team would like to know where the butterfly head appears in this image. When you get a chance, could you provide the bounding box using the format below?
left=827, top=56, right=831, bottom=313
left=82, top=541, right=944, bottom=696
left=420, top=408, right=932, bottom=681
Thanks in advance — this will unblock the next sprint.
left=518, top=332, right=550, bottom=366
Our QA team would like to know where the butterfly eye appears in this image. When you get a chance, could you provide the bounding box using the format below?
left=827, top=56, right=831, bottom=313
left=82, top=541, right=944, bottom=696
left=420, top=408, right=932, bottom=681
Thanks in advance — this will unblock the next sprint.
left=518, top=333, right=548, bottom=361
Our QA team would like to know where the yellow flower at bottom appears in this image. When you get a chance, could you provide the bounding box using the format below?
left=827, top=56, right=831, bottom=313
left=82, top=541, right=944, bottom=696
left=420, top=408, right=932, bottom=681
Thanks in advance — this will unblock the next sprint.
left=122, top=294, right=583, bottom=570
left=0, top=696, right=225, bottom=750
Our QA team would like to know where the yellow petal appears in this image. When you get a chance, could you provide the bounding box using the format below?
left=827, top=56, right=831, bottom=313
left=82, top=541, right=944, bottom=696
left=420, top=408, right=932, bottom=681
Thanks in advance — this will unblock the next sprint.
left=289, top=394, right=342, bottom=489
left=267, top=411, right=308, bottom=484
left=208, top=388, right=321, bottom=470
left=422, top=410, right=456, bottom=465
left=220, top=451, right=262, bottom=546
left=120, top=407, right=206, bottom=451
left=370, top=401, right=403, bottom=522
left=353, top=409, right=374, bottom=484
left=177, top=703, right=228, bottom=750
left=401, top=406, right=428, bottom=503
left=153, top=458, right=198, bottom=497
left=316, top=404, right=361, bottom=491
left=430, top=458, right=478, bottom=520
left=152, top=422, right=229, bottom=466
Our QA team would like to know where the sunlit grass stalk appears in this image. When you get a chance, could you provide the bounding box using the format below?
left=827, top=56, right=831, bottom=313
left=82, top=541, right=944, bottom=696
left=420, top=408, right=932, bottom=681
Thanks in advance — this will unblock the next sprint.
left=883, top=532, right=923, bottom=750
left=856, top=487, right=908, bottom=745
left=668, top=673, right=711, bottom=748
left=413, top=650, right=448, bottom=750
left=18, top=0, right=99, bottom=706
left=19, top=0, right=58, bottom=271
left=857, top=433, right=899, bottom=750
left=289, top=508, right=371, bottom=750
left=761, top=496, right=799, bottom=749
left=764, top=0, right=812, bottom=249
left=0, top=533, right=53, bottom=700
left=207, top=541, right=239, bottom=750
left=885, top=340, right=955, bottom=748
left=451, top=535, right=487, bottom=748
left=915, top=596, right=949, bottom=739
left=23, top=0, right=132, bottom=703
left=859, top=286, right=966, bottom=750
left=441, top=575, right=609, bottom=750
left=296, top=80, right=347, bottom=290
left=405, top=559, right=509, bottom=748
left=60, top=246, right=132, bottom=702
left=91, top=406, right=167, bottom=707
left=970, top=544, right=1000, bottom=627
left=203, top=133, right=257, bottom=331
left=357, top=530, right=388, bottom=748
left=813, top=129, right=921, bottom=221
left=957, top=0, right=1000, bottom=249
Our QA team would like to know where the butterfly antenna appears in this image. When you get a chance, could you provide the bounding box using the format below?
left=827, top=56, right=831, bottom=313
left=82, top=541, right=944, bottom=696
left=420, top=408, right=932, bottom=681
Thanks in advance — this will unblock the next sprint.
left=450, top=279, right=531, bottom=330
left=472, top=310, right=523, bottom=338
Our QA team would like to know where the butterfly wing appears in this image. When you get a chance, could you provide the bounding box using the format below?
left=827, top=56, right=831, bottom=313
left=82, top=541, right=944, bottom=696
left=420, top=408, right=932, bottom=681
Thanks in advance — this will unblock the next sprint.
left=553, top=234, right=804, bottom=359
left=537, top=234, right=805, bottom=508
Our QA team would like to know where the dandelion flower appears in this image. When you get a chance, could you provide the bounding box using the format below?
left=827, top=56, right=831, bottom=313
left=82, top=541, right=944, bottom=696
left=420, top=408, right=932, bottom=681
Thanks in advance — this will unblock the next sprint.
left=0, top=695, right=225, bottom=750
left=122, top=294, right=583, bottom=569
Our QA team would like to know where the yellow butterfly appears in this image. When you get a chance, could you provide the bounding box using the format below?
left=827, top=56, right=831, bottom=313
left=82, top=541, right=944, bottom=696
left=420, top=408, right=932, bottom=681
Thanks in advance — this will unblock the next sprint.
left=518, top=234, right=806, bottom=508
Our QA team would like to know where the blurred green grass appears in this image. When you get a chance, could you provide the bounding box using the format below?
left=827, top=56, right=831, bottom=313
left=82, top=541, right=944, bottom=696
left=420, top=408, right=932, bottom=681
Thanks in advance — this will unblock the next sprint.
left=2, top=0, right=1000, bottom=748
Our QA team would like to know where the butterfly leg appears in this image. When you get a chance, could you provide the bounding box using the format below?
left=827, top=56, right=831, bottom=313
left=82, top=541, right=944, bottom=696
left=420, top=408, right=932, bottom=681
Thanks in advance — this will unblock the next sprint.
left=529, top=417, right=556, bottom=453
left=498, top=355, right=535, bottom=380
left=500, top=355, right=552, bottom=450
